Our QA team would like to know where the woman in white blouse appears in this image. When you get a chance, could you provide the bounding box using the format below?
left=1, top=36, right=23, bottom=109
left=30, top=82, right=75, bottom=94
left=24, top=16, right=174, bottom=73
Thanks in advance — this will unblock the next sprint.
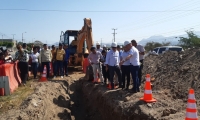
left=30, top=47, right=40, bottom=79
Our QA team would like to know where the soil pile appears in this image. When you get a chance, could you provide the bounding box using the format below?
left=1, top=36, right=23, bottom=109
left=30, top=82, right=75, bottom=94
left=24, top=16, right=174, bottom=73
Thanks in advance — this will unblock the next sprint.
left=0, top=81, right=72, bottom=120
left=143, top=48, right=200, bottom=106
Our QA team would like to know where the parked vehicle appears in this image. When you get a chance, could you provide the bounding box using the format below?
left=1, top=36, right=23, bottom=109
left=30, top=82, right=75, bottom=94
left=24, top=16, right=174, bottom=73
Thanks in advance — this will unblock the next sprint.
left=153, top=46, right=184, bottom=54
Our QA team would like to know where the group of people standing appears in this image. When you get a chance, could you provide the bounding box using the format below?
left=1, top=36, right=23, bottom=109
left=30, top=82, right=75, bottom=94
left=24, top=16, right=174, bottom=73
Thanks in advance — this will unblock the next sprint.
left=88, top=40, right=145, bottom=93
left=10, top=43, right=70, bottom=86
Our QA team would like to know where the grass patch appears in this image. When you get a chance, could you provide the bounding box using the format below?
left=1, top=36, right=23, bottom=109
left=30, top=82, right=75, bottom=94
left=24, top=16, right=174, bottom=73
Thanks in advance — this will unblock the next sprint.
left=0, top=79, right=36, bottom=114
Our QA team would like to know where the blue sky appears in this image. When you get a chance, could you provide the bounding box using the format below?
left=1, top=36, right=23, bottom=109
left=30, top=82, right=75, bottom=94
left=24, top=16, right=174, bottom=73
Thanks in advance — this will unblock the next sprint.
left=0, top=0, right=200, bottom=45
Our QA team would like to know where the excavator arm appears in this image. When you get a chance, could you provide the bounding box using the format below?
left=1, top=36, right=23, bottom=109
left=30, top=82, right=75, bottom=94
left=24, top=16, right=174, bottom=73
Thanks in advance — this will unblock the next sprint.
left=75, top=18, right=94, bottom=65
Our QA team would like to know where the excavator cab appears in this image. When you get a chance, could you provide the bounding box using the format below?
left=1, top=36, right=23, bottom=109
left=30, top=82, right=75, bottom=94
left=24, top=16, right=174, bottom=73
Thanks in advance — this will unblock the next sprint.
left=60, top=18, right=93, bottom=72
left=60, top=30, right=88, bottom=66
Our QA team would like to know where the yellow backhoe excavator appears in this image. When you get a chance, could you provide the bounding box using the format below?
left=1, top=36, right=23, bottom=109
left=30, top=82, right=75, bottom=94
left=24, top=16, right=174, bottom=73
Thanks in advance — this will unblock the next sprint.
left=60, top=18, right=94, bottom=71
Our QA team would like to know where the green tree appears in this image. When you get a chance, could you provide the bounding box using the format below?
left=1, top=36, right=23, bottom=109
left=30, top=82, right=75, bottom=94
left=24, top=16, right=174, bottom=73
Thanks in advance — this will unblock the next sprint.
left=178, top=31, right=200, bottom=49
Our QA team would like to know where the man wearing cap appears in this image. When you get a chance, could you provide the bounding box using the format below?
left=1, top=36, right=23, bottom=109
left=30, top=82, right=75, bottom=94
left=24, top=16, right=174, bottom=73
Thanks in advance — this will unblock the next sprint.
left=131, top=40, right=145, bottom=86
left=88, top=46, right=104, bottom=84
left=63, top=44, right=70, bottom=76
left=120, top=41, right=140, bottom=93
left=121, top=46, right=130, bottom=90
left=55, top=43, right=65, bottom=78
left=39, top=44, right=52, bottom=78
left=96, top=42, right=103, bottom=52
left=105, top=42, right=122, bottom=89
left=103, top=45, right=108, bottom=51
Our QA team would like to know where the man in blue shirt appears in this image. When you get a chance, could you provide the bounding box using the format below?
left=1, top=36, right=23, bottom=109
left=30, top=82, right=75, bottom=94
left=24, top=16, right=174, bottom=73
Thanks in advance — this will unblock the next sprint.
left=105, top=42, right=122, bottom=89
left=64, top=44, right=70, bottom=76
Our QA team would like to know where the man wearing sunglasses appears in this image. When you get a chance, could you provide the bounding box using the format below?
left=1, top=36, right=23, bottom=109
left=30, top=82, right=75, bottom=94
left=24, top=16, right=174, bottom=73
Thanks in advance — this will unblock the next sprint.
left=105, top=42, right=122, bottom=89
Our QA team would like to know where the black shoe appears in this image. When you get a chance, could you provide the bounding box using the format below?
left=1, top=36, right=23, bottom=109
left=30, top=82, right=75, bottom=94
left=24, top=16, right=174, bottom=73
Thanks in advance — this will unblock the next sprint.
left=119, top=85, right=123, bottom=88
left=124, top=88, right=129, bottom=91
left=130, top=90, right=137, bottom=93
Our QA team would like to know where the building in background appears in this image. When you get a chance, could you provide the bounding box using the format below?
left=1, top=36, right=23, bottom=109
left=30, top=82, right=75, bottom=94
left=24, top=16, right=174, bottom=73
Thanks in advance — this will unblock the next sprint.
left=0, top=39, right=17, bottom=51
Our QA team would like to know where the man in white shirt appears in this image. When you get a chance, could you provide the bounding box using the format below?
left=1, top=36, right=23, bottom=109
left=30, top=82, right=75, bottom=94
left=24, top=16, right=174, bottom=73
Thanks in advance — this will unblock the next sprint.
left=105, top=42, right=122, bottom=89
left=120, top=41, right=140, bottom=93
left=88, top=46, right=104, bottom=84
left=131, top=40, right=145, bottom=86
left=96, top=42, right=103, bottom=52
left=103, top=45, right=107, bottom=51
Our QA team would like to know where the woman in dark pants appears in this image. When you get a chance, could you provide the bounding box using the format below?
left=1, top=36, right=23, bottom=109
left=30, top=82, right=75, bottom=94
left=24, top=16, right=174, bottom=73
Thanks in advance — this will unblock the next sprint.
left=30, top=47, right=40, bottom=79
left=14, top=44, right=29, bottom=85
left=121, top=47, right=130, bottom=90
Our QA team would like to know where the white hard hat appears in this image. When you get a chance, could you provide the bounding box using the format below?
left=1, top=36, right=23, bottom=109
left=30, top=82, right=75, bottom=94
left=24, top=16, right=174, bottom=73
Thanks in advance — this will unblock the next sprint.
left=103, top=45, right=106, bottom=47
left=96, top=42, right=100, bottom=45
left=111, top=42, right=117, bottom=47
left=124, top=41, right=131, bottom=46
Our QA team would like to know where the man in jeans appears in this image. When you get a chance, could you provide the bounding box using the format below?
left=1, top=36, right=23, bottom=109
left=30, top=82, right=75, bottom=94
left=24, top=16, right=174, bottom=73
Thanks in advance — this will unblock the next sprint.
left=105, top=42, right=122, bottom=89
left=64, top=44, right=70, bottom=76
left=120, top=41, right=140, bottom=93
left=131, top=40, right=145, bottom=86
left=55, top=43, right=65, bottom=78
left=39, top=44, right=52, bottom=78
left=88, top=46, right=104, bottom=84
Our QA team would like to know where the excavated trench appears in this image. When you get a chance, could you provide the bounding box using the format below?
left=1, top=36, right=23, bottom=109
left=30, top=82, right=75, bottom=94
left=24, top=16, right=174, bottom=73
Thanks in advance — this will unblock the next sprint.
left=69, top=79, right=156, bottom=120
left=0, top=73, right=187, bottom=120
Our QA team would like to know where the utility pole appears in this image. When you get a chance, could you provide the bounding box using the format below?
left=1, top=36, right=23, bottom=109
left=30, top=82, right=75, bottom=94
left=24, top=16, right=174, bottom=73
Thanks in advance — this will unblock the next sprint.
left=101, top=38, right=102, bottom=47
left=2, top=34, right=5, bottom=45
left=12, top=34, right=16, bottom=40
left=112, top=28, right=117, bottom=42
left=22, top=32, right=26, bottom=43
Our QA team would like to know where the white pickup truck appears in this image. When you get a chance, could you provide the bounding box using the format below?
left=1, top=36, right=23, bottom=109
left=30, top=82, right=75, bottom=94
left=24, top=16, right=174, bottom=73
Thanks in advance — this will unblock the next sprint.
left=153, top=46, right=184, bottom=54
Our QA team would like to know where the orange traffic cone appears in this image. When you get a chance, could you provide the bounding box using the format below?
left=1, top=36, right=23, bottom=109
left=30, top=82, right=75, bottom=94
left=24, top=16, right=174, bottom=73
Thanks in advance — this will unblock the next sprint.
left=107, top=82, right=116, bottom=89
left=39, top=66, right=47, bottom=82
left=185, top=89, right=198, bottom=120
left=97, top=78, right=101, bottom=83
left=140, top=74, right=156, bottom=103
left=107, top=82, right=111, bottom=89
left=49, top=62, right=53, bottom=76
left=92, top=78, right=101, bottom=83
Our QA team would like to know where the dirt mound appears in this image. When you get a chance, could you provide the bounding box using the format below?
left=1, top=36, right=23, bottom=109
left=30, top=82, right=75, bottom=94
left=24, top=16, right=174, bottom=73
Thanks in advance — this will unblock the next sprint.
left=143, top=48, right=200, bottom=101
left=143, top=48, right=200, bottom=106
left=0, top=81, right=72, bottom=120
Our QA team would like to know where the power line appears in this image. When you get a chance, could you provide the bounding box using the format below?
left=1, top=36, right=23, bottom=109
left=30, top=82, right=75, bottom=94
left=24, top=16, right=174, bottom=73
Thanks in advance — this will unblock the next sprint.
left=0, top=9, right=200, bottom=12
left=117, top=0, right=200, bottom=29
left=102, top=0, right=200, bottom=39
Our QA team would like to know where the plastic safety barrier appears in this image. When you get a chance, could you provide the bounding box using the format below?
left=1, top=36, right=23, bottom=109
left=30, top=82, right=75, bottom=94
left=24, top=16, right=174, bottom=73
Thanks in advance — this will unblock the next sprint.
left=0, top=62, right=21, bottom=93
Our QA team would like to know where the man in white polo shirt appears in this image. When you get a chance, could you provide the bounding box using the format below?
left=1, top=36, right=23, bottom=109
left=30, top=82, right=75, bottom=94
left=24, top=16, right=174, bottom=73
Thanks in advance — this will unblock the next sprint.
left=105, top=42, right=122, bottom=89
left=120, top=41, right=140, bottom=93
left=131, top=40, right=145, bottom=86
